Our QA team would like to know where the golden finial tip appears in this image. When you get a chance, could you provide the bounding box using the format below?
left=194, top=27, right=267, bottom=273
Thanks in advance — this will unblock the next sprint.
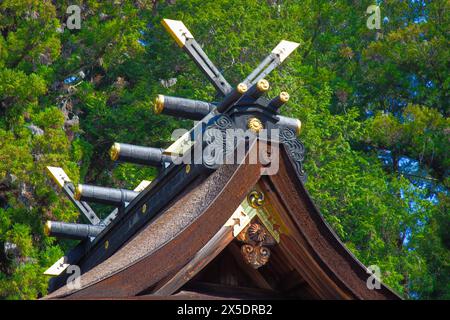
left=44, top=221, right=52, bottom=236
left=237, top=83, right=248, bottom=94
left=161, top=19, right=193, bottom=48
left=74, top=184, right=83, bottom=201
left=154, top=94, right=165, bottom=114
left=109, top=143, right=121, bottom=161
left=280, top=92, right=290, bottom=103
left=256, top=79, right=270, bottom=92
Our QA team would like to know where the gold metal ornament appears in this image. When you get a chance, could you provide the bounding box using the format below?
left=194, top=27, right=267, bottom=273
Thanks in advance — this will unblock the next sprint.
left=237, top=83, right=248, bottom=94
left=247, top=117, right=264, bottom=133
left=154, top=94, right=165, bottom=114
left=44, top=221, right=52, bottom=236
left=279, top=91, right=290, bottom=103
left=74, top=184, right=82, bottom=201
left=295, top=119, right=302, bottom=135
left=256, top=79, right=270, bottom=92
left=109, top=143, right=120, bottom=161
left=248, top=190, right=265, bottom=208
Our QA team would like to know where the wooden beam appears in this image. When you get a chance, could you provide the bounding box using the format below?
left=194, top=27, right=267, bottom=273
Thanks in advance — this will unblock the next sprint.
left=153, top=224, right=234, bottom=295
left=153, top=201, right=260, bottom=295
left=277, top=268, right=307, bottom=292
left=183, top=281, right=279, bottom=299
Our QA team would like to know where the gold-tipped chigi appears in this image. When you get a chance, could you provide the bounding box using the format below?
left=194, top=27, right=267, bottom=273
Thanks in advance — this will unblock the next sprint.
left=161, top=19, right=193, bottom=48
left=74, top=184, right=82, bottom=201
left=154, top=94, right=165, bottom=114
left=109, top=143, right=121, bottom=161
left=46, top=166, right=71, bottom=189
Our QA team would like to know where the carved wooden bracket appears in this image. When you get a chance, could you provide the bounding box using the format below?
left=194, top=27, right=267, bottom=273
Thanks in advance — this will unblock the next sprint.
left=237, top=220, right=275, bottom=269
left=241, top=244, right=270, bottom=269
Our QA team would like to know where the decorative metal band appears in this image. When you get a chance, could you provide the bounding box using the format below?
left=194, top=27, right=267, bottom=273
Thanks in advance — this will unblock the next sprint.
left=44, top=221, right=52, bottom=236
left=74, top=184, right=82, bottom=200
left=109, top=143, right=120, bottom=161
left=295, top=119, right=302, bottom=135
left=154, top=95, right=165, bottom=114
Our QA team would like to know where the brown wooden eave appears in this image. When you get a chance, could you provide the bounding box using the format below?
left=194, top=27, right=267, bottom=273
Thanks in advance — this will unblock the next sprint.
left=43, top=141, right=401, bottom=300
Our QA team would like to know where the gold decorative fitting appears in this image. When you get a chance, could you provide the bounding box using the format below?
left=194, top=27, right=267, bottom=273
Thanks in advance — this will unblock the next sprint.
left=154, top=94, right=165, bottom=114
left=237, top=83, right=248, bottom=94
left=256, top=79, right=270, bottom=92
left=104, top=240, right=109, bottom=250
left=296, top=119, right=302, bottom=135
left=243, top=189, right=283, bottom=242
left=247, top=117, right=264, bottom=133
left=248, top=190, right=265, bottom=208
left=109, top=143, right=120, bottom=161
left=74, top=184, right=82, bottom=201
left=44, top=221, right=52, bottom=236
left=142, top=204, right=147, bottom=214
left=279, top=91, right=290, bottom=103
left=237, top=221, right=275, bottom=269
left=185, top=164, right=191, bottom=174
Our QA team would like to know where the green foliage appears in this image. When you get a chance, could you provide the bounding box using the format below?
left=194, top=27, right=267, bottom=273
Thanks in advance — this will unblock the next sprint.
left=0, top=0, right=448, bottom=299
left=368, top=105, right=449, bottom=180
